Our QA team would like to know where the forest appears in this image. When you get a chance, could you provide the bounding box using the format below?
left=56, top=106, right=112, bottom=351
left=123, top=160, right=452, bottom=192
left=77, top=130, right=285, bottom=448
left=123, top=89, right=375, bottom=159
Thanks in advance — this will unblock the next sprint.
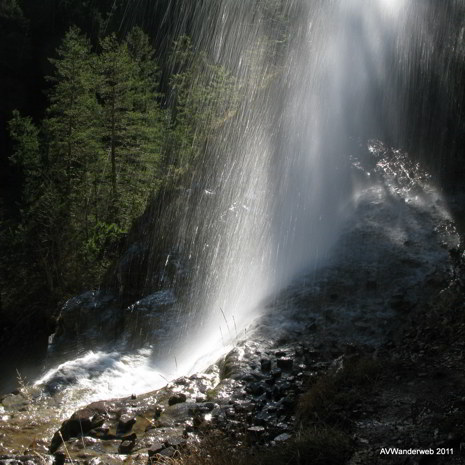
left=1, top=0, right=242, bottom=354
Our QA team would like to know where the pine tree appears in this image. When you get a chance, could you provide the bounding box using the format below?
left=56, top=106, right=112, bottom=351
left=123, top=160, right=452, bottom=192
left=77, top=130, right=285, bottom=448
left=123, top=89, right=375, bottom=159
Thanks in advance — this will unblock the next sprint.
left=98, top=29, right=164, bottom=231
left=45, top=26, right=102, bottom=240
left=168, top=36, right=238, bottom=181
left=41, top=26, right=106, bottom=289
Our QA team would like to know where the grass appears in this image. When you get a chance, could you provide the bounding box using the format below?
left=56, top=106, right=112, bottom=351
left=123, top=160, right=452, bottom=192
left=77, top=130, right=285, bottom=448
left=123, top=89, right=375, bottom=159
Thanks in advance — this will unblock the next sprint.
left=297, top=355, right=381, bottom=428
left=16, top=369, right=34, bottom=403
left=177, top=426, right=352, bottom=465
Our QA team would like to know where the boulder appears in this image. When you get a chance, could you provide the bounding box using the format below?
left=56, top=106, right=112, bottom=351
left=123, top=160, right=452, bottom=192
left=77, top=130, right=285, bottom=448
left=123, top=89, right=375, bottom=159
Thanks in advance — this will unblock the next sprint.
left=50, top=409, right=105, bottom=453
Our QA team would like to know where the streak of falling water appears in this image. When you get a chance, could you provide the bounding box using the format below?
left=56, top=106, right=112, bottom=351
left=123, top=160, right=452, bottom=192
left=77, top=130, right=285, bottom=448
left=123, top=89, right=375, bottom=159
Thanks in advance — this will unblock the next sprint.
left=152, top=0, right=413, bottom=375
left=32, top=0, right=465, bottom=410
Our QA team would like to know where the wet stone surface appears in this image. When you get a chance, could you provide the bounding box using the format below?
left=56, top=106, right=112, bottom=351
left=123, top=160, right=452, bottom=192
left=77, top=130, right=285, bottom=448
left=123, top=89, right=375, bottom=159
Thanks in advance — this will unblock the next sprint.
left=0, top=338, right=330, bottom=464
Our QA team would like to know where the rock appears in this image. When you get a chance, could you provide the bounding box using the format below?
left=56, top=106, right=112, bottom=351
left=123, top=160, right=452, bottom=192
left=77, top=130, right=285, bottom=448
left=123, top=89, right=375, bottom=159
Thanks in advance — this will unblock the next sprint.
left=254, top=412, right=272, bottom=426
left=166, top=437, right=187, bottom=449
left=54, top=452, right=65, bottom=465
left=117, top=415, right=136, bottom=434
left=148, top=441, right=165, bottom=457
left=159, top=447, right=176, bottom=458
left=248, top=426, right=265, bottom=433
left=280, top=396, right=295, bottom=412
left=50, top=409, right=105, bottom=453
left=248, top=382, right=265, bottom=396
left=118, top=439, right=135, bottom=454
left=168, top=393, right=187, bottom=406
left=247, top=426, right=266, bottom=443
left=260, top=359, right=272, bottom=372
left=233, top=401, right=254, bottom=413
left=224, top=407, right=236, bottom=418
left=272, top=385, right=284, bottom=401
left=274, top=433, right=291, bottom=442
left=89, top=424, right=111, bottom=439
left=276, top=357, right=293, bottom=370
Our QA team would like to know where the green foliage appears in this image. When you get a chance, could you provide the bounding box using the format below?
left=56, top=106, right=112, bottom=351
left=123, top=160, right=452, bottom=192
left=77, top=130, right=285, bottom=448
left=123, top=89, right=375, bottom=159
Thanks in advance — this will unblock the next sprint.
left=1, top=24, right=243, bottom=338
left=2, top=26, right=167, bottom=310
left=8, top=111, right=41, bottom=196
left=98, top=29, right=164, bottom=229
left=167, top=36, right=238, bottom=179
left=0, top=0, right=23, bottom=19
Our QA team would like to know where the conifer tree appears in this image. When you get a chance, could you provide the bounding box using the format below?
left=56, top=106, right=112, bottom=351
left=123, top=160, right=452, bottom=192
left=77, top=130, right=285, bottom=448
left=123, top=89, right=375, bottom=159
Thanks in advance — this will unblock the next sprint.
left=98, top=29, right=164, bottom=230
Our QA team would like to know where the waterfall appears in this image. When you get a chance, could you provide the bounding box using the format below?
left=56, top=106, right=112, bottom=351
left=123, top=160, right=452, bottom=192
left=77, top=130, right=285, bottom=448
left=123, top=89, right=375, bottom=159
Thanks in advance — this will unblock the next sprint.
left=155, top=0, right=413, bottom=374
left=36, top=0, right=462, bottom=406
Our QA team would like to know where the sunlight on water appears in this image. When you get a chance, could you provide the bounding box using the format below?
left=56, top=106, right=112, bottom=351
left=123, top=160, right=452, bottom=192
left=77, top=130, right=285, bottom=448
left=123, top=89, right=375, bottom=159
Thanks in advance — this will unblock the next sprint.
left=34, top=0, right=452, bottom=409
left=35, top=349, right=168, bottom=415
left=377, top=0, right=406, bottom=16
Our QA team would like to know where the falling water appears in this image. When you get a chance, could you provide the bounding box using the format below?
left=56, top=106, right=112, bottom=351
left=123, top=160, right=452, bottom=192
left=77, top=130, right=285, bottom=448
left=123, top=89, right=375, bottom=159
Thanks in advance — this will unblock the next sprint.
left=156, top=0, right=413, bottom=373
left=34, top=0, right=463, bottom=406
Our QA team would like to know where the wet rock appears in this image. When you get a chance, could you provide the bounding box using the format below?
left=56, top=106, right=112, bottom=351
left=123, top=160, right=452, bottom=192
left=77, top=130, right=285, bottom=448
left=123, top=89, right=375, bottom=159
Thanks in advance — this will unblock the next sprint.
left=188, top=403, right=211, bottom=415
left=168, top=393, right=187, bottom=406
left=117, top=415, right=136, bottom=434
left=148, top=441, right=165, bottom=457
left=272, top=385, right=285, bottom=401
left=276, top=357, right=293, bottom=370
left=254, top=412, right=272, bottom=426
left=265, top=377, right=275, bottom=386
left=274, top=432, right=291, bottom=442
left=247, top=382, right=265, bottom=396
left=233, top=401, right=254, bottom=413
left=50, top=409, right=105, bottom=453
left=224, top=407, right=236, bottom=418
left=118, top=439, right=135, bottom=454
left=247, top=426, right=266, bottom=443
left=166, top=437, right=187, bottom=449
left=159, top=447, right=176, bottom=458
left=280, top=396, right=296, bottom=412
left=53, top=452, right=65, bottom=465
left=260, top=359, right=272, bottom=372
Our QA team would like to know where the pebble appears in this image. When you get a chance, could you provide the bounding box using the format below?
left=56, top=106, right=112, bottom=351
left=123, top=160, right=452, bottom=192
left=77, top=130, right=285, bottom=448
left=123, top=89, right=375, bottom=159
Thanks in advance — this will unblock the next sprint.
left=274, top=433, right=291, bottom=442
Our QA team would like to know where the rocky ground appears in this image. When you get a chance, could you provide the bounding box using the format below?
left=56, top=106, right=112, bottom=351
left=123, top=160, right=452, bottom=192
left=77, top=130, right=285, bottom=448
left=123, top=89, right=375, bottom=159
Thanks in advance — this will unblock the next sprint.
left=1, top=262, right=465, bottom=465
left=1, top=272, right=465, bottom=465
